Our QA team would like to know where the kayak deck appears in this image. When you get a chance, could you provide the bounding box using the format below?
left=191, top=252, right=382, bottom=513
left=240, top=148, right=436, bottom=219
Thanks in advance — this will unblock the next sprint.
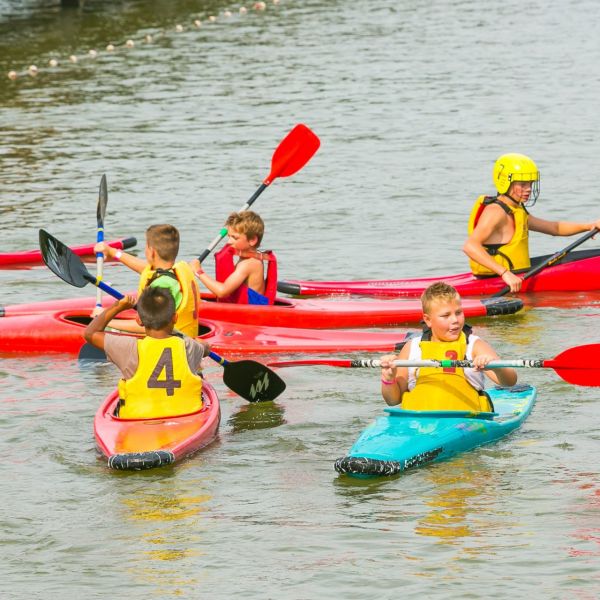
left=335, top=384, right=537, bottom=478
left=94, top=384, right=220, bottom=471
left=0, top=309, right=413, bottom=356
left=0, top=290, right=523, bottom=327
left=278, top=248, right=600, bottom=297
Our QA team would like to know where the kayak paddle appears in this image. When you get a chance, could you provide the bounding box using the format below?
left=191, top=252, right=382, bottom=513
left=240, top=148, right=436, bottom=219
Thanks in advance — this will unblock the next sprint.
left=95, top=174, right=108, bottom=312
left=493, top=227, right=599, bottom=297
left=197, top=123, right=320, bottom=263
left=39, top=229, right=286, bottom=402
left=268, top=344, right=600, bottom=387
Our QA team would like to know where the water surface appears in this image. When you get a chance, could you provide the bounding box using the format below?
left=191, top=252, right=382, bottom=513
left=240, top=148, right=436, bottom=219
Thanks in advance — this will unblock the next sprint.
left=1, top=0, right=600, bottom=597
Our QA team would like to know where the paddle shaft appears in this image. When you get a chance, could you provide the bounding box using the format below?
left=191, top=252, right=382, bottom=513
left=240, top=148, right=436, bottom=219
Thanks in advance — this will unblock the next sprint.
left=493, top=227, right=599, bottom=297
left=96, top=175, right=108, bottom=309
left=269, top=343, right=600, bottom=387
left=197, top=124, right=320, bottom=263
left=269, top=358, right=543, bottom=369
left=198, top=183, right=267, bottom=262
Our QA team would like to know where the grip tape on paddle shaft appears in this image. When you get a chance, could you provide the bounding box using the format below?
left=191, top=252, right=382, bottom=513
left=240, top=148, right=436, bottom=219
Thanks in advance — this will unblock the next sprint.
left=389, top=359, right=546, bottom=369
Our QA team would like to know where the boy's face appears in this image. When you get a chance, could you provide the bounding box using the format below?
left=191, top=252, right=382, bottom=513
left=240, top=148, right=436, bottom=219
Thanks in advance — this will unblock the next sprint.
left=507, top=180, right=532, bottom=204
left=227, top=227, right=258, bottom=251
left=422, top=297, right=464, bottom=342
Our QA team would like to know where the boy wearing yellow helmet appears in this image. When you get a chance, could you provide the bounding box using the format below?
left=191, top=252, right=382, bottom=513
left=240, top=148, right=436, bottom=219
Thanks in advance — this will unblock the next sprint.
left=463, top=153, right=600, bottom=292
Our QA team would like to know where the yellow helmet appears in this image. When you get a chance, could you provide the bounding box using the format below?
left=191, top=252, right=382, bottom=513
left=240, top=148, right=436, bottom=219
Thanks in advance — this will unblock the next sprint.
left=493, top=153, right=540, bottom=205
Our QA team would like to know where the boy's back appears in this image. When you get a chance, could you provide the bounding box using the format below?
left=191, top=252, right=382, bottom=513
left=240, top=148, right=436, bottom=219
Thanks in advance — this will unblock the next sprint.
left=84, top=288, right=210, bottom=419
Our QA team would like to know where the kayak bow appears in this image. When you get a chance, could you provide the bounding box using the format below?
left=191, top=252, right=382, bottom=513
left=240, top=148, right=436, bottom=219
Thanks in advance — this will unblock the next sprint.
left=94, top=383, right=220, bottom=470
left=0, top=237, right=137, bottom=269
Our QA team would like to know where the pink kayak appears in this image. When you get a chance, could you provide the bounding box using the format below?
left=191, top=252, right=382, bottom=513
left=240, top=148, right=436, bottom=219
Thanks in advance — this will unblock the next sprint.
left=277, top=248, right=600, bottom=298
left=0, top=237, right=137, bottom=269
left=0, top=292, right=522, bottom=328
left=94, top=384, right=220, bottom=470
left=0, top=308, right=413, bottom=356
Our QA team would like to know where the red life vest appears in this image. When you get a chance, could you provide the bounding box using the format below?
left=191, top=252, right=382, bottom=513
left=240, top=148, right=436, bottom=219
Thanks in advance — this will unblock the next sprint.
left=214, top=245, right=278, bottom=305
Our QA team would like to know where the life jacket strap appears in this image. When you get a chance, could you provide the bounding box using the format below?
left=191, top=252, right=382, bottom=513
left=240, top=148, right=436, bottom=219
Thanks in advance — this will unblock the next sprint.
left=147, top=268, right=179, bottom=284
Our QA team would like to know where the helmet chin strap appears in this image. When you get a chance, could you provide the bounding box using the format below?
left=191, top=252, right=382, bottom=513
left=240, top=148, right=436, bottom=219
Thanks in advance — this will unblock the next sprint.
left=498, top=192, right=521, bottom=206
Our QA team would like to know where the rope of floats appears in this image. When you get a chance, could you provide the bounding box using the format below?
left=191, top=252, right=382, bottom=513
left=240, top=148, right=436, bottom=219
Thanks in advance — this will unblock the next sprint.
left=6, top=1, right=279, bottom=81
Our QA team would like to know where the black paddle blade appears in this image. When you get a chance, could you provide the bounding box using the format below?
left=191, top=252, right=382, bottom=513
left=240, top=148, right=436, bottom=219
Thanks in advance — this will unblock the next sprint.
left=222, top=360, right=286, bottom=402
left=97, top=174, right=108, bottom=227
left=39, top=229, right=92, bottom=288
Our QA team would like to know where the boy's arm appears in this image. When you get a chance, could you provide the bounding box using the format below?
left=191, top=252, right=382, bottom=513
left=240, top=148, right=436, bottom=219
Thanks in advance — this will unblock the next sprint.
left=84, top=295, right=137, bottom=350
left=471, top=338, right=517, bottom=387
left=95, top=242, right=147, bottom=274
left=189, top=258, right=254, bottom=299
left=196, top=340, right=211, bottom=360
left=462, top=206, right=510, bottom=277
left=380, top=342, right=410, bottom=406
left=528, top=215, right=600, bottom=236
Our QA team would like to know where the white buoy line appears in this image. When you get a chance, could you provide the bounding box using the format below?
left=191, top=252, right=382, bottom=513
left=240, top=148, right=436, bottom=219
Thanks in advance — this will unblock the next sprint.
left=7, top=0, right=279, bottom=82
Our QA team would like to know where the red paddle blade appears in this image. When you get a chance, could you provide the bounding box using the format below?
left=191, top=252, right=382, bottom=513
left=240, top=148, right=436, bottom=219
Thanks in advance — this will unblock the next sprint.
left=545, top=344, right=600, bottom=386
left=264, top=124, right=320, bottom=185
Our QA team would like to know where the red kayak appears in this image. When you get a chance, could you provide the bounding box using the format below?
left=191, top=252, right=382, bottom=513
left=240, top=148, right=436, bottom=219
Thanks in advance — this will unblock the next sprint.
left=0, top=292, right=522, bottom=327
left=0, top=309, right=412, bottom=356
left=94, top=384, right=220, bottom=470
left=0, top=237, right=137, bottom=269
left=277, top=248, right=600, bottom=298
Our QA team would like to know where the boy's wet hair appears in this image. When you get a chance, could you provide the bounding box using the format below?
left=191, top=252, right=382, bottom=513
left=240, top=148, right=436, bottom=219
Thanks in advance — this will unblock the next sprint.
left=226, top=210, right=264, bottom=245
left=137, top=286, right=176, bottom=329
left=146, top=224, right=180, bottom=262
left=421, top=281, right=461, bottom=313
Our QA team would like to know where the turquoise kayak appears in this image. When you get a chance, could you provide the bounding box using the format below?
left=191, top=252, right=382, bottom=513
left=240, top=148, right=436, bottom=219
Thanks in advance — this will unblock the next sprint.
left=335, top=384, right=536, bottom=477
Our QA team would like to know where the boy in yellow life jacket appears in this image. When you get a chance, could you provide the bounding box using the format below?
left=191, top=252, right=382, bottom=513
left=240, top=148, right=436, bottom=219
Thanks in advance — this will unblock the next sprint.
left=189, top=211, right=277, bottom=306
left=463, top=153, right=600, bottom=293
left=95, top=224, right=201, bottom=337
left=84, top=287, right=210, bottom=419
left=379, top=282, right=517, bottom=412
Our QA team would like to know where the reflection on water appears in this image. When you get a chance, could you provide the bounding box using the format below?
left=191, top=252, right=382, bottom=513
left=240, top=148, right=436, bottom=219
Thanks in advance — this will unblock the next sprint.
left=415, top=456, right=505, bottom=543
left=116, top=477, right=213, bottom=594
left=554, top=468, right=600, bottom=560
left=228, top=400, right=286, bottom=433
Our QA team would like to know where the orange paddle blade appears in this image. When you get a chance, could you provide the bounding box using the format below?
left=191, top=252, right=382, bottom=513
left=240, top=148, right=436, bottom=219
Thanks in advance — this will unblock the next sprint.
left=264, top=124, right=320, bottom=184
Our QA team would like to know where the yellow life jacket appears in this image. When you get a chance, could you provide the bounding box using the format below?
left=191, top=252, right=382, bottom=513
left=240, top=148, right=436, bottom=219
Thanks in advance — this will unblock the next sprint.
left=117, top=336, right=203, bottom=419
left=402, top=332, right=493, bottom=412
left=467, top=195, right=530, bottom=276
left=138, top=261, right=200, bottom=338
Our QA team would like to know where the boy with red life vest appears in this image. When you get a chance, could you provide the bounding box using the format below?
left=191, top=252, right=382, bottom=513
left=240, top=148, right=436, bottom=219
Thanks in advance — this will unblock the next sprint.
left=190, top=211, right=277, bottom=305
left=463, top=153, right=600, bottom=293
left=94, top=224, right=201, bottom=337
left=379, top=282, right=517, bottom=412
left=84, top=287, right=210, bottom=419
